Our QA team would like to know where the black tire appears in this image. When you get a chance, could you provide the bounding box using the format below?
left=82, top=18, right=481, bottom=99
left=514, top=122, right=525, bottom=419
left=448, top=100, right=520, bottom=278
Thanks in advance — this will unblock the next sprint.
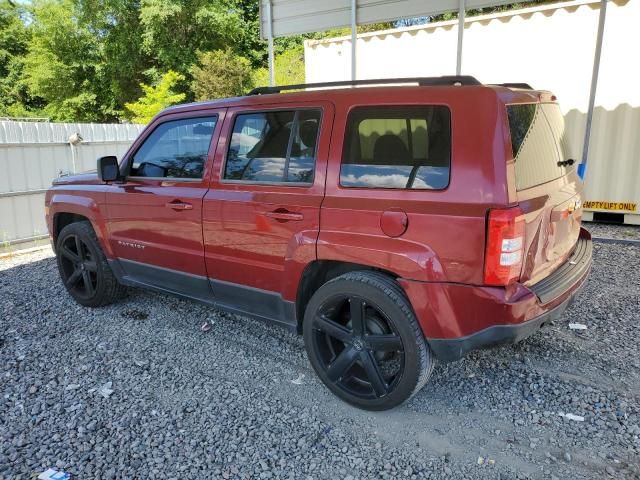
left=55, top=221, right=126, bottom=307
left=303, top=271, right=434, bottom=411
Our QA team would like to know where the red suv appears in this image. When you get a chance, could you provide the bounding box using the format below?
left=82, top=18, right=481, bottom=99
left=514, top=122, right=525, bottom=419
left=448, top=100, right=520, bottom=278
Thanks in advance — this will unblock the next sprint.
left=45, top=76, right=592, bottom=410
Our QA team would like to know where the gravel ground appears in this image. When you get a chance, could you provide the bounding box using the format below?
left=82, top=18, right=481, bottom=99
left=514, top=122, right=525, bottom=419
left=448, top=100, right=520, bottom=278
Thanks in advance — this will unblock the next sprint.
left=586, top=221, right=640, bottom=241
left=1, top=228, right=639, bottom=479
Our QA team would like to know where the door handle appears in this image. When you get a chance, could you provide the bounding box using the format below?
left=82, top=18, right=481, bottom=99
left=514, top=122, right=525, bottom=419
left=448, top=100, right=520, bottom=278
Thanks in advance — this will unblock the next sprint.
left=263, top=210, right=304, bottom=221
left=165, top=201, right=193, bottom=211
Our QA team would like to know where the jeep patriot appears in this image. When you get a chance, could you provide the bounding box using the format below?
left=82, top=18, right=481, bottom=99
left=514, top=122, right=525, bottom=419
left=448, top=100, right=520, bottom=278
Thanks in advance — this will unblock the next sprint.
left=45, top=76, right=592, bottom=410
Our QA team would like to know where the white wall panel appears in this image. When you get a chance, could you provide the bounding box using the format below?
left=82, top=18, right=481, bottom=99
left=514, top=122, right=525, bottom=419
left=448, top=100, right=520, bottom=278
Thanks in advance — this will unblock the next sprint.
left=0, top=121, right=143, bottom=243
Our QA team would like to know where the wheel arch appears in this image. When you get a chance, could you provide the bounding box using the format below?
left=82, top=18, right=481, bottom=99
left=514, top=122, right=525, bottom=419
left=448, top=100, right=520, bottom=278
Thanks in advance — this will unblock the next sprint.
left=53, top=212, right=89, bottom=243
left=294, top=260, right=400, bottom=333
left=49, top=193, right=112, bottom=257
left=316, top=232, right=446, bottom=283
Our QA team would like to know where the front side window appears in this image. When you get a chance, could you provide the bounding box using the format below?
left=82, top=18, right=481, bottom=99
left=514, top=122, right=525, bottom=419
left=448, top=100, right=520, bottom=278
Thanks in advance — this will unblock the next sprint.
left=341, top=106, right=451, bottom=190
left=224, top=109, right=321, bottom=184
left=130, top=116, right=217, bottom=179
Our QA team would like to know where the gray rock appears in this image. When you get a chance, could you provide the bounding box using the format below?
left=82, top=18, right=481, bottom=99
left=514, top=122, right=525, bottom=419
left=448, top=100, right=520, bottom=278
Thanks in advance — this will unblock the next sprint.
left=1, top=237, right=638, bottom=479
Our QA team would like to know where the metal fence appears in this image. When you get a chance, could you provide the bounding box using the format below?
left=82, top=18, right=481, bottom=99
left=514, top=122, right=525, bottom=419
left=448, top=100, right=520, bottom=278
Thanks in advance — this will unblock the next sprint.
left=0, top=121, right=144, bottom=245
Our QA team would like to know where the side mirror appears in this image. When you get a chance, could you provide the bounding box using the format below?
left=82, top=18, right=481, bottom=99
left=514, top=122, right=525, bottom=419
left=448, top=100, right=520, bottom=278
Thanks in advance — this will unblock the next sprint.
left=97, top=156, right=119, bottom=182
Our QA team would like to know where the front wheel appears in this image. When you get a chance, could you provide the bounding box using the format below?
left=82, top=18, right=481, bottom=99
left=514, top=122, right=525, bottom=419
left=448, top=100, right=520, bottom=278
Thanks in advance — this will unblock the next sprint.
left=56, top=221, right=126, bottom=307
left=303, top=271, right=435, bottom=411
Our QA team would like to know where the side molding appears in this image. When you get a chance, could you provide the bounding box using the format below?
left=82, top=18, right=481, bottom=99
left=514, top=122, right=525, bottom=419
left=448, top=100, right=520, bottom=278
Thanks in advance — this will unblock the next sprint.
left=108, top=259, right=297, bottom=332
left=210, top=278, right=297, bottom=330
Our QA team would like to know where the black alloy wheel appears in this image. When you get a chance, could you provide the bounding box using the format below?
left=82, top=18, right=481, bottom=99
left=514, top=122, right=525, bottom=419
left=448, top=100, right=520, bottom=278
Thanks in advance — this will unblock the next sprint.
left=303, top=271, right=434, bottom=411
left=311, top=295, right=404, bottom=399
left=58, top=233, right=98, bottom=300
left=55, top=221, right=126, bottom=307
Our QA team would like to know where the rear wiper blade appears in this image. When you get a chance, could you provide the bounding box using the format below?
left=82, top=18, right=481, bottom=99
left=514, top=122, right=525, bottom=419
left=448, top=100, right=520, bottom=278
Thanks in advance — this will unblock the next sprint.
left=557, top=158, right=576, bottom=167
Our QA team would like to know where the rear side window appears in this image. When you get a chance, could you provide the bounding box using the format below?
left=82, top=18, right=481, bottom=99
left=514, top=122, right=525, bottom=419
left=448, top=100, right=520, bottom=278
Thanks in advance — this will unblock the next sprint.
left=508, top=103, right=575, bottom=191
left=224, top=110, right=321, bottom=184
left=341, top=106, right=451, bottom=190
left=131, top=116, right=217, bottom=179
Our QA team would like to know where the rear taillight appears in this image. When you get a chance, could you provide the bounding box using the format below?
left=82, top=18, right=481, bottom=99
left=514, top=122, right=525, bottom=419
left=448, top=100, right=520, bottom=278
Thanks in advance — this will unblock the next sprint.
left=484, top=207, right=526, bottom=286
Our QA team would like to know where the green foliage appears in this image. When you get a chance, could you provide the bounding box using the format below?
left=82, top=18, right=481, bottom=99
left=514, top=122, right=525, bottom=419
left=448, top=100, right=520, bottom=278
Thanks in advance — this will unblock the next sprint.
left=0, top=0, right=40, bottom=116
left=140, top=0, right=242, bottom=79
left=76, top=0, right=152, bottom=113
left=231, top=0, right=312, bottom=69
left=274, top=46, right=305, bottom=85
left=124, top=71, right=186, bottom=124
left=0, top=0, right=551, bottom=122
left=21, top=0, right=104, bottom=121
left=252, top=46, right=305, bottom=88
left=430, top=1, right=558, bottom=21
left=191, top=49, right=253, bottom=101
left=232, top=0, right=266, bottom=68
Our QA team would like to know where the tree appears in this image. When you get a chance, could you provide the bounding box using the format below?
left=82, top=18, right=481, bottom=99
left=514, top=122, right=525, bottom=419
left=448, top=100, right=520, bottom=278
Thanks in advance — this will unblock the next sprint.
left=191, top=49, right=253, bottom=101
left=232, top=0, right=312, bottom=69
left=21, top=0, right=105, bottom=121
left=252, top=45, right=305, bottom=88
left=76, top=0, right=153, bottom=115
left=274, top=46, right=305, bottom=85
left=139, top=0, right=242, bottom=85
left=232, top=0, right=266, bottom=68
left=124, top=70, right=186, bottom=124
left=12, top=0, right=152, bottom=121
left=430, top=1, right=558, bottom=21
left=0, top=0, right=42, bottom=117
left=1, top=0, right=555, bottom=123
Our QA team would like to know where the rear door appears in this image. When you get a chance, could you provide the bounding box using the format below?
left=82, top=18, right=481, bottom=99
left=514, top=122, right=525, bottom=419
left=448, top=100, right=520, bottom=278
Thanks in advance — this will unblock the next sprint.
left=506, top=101, right=583, bottom=285
left=202, top=101, right=333, bottom=317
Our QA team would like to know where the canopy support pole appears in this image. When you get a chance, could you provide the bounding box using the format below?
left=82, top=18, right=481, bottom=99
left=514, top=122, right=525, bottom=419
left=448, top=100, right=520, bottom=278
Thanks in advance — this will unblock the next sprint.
left=456, top=0, right=465, bottom=75
left=266, top=0, right=275, bottom=86
left=580, top=0, right=608, bottom=179
left=351, top=0, right=357, bottom=80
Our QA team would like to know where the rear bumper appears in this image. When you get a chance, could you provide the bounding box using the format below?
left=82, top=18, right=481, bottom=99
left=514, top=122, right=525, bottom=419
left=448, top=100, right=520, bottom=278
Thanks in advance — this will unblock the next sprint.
left=399, top=228, right=592, bottom=362
left=528, top=232, right=592, bottom=304
left=427, top=280, right=585, bottom=361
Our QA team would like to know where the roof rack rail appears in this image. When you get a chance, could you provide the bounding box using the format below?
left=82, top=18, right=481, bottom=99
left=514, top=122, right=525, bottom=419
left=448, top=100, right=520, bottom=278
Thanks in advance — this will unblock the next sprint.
left=247, top=76, right=482, bottom=95
left=495, top=83, right=533, bottom=89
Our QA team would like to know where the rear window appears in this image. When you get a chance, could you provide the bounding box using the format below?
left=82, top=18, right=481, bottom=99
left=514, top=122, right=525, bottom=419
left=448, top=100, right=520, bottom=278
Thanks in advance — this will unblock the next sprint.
left=341, top=106, right=451, bottom=190
left=508, top=103, right=575, bottom=191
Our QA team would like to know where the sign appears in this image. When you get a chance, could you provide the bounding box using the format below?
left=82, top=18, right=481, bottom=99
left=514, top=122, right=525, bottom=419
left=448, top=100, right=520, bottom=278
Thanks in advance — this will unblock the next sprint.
left=583, top=201, right=637, bottom=212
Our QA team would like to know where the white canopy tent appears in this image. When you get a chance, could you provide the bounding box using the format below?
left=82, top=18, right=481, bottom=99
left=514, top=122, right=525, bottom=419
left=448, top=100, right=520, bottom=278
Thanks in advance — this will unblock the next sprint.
left=259, top=0, right=611, bottom=175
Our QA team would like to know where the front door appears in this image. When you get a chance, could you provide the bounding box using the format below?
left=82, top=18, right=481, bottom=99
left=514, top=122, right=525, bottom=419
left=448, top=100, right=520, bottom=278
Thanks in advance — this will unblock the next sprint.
left=203, top=102, right=334, bottom=323
left=105, top=111, right=225, bottom=298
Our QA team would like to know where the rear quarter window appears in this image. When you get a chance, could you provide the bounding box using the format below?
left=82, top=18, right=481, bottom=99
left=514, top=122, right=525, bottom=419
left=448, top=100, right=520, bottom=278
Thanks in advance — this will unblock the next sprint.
left=340, top=106, right=451, bottom=190
left=508, top=103, right=575, bottom=191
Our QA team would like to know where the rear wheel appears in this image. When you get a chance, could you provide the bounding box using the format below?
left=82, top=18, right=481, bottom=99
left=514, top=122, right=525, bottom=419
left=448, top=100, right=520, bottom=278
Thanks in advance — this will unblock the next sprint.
left=303, top=271, right=434, bottom=411
left=56, top=221, right=126, bottom=307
